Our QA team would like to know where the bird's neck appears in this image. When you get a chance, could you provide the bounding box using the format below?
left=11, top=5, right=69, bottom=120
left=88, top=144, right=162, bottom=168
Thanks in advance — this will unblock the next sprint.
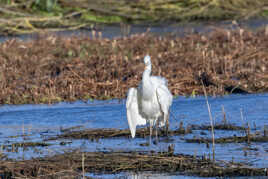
left=142, top=65, right=153, bottom=98
left=142, top=65, right=151, bottom=82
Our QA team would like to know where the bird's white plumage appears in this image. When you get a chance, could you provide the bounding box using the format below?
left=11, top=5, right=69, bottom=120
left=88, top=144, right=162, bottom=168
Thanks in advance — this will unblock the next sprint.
left=126, top=55, right=173, bottom=140
left=156, top=85, right=173, bottom=126
left=126, top=88, right=146, bottom=138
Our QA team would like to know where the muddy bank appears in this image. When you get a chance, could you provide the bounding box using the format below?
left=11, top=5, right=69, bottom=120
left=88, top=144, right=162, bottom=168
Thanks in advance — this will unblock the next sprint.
left=0, top=150, right=267, bottom=178
left=0, top=27, right=268, bottom=104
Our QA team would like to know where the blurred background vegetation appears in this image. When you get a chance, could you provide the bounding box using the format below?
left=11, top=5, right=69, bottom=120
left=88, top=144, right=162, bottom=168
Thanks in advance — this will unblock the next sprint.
left=0, top=0, right=267, bottom=35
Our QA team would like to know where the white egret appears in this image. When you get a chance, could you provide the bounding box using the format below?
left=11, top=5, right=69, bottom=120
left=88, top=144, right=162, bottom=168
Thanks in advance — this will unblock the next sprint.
left=126, top=55, right=173, bottom=144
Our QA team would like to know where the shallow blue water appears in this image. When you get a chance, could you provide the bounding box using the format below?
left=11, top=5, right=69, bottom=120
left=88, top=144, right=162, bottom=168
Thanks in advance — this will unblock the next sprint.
left=89, top=172, right=267, bottom=179
left=0, top=94, right=267, bottom=176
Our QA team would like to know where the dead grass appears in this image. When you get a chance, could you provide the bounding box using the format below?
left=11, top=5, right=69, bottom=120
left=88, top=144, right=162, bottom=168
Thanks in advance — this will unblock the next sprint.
left=0, top=27, right=268, bottom=104
left=0, top=150, right=266, bottom=178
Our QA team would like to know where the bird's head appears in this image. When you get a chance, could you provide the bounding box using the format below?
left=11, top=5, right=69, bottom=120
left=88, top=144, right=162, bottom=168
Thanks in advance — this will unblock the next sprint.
left=143, top=55, right=151, bottom=67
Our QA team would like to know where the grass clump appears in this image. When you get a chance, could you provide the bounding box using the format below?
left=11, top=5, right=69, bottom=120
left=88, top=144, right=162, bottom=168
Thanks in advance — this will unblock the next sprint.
left=81, top=11, right=122, bottom=23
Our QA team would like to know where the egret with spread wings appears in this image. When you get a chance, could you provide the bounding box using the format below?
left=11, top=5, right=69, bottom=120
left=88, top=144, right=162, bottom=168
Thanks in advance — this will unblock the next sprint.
left=126, top=55, right=173, bottom=144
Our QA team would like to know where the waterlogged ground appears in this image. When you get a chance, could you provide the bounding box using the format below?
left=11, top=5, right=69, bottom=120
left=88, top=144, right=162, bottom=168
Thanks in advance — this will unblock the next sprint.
left=0, top=94, right=267, bottom=178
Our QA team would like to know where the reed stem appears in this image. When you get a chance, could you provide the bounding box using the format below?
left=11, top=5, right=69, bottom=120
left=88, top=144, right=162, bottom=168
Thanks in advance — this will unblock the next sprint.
left=201, top=81, right=215, bottom=162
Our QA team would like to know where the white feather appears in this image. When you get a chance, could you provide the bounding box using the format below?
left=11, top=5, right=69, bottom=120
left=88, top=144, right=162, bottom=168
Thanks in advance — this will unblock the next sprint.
left=126, top=88, right=146, bottom=138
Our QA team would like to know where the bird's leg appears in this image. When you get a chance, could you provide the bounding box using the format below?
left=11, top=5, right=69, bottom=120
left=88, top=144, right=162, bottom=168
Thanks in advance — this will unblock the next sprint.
left=149, top=120, right=153, bottom=145
left=155, top=120, right=158, bottom=144
left=165, top=114, right=169, bottom=136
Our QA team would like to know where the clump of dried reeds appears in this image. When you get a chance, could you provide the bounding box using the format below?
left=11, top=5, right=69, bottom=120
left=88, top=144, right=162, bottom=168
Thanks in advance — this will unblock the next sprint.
left=0, top=27, right=268, bottom=104
left=0, top=150, right=266, bottom=178
left=0, top=151, right=265, bottom=178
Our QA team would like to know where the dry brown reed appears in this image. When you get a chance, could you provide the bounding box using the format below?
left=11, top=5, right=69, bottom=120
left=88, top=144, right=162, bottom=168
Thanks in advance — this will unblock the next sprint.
left=0, top=27, right=268, bottom=104
left=201, top=81, right=215, bottom=162
left=0, top=150, right=266, bottom=178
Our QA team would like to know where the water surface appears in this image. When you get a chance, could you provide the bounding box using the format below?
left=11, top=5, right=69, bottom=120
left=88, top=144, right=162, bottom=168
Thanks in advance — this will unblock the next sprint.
left=0, top=94, right=267, bottom=177
left=0, top=19, right=267, bottom=42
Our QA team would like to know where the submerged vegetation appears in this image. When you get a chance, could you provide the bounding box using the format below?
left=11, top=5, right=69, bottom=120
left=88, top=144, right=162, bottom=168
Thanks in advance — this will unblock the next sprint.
left=0, top=0, right=267, bottom=35
left=0, top=27, right=268, bottom=104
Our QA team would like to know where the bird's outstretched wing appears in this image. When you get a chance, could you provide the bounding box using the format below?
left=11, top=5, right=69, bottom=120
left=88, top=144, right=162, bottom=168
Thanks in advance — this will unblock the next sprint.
left=126, top=88, right=147, bottom=138
left=156, top=85, right=173, bottom=126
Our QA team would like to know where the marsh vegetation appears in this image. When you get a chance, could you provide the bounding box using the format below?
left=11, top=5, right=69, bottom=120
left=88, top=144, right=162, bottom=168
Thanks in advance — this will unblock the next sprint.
left=0, top=27, right=268, bottom=104
left=0, top=0, right=267, bottom=34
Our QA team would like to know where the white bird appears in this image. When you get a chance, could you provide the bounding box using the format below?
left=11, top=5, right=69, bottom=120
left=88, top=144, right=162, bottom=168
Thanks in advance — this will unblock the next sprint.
left=126, top=55, right=173, bottom=144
